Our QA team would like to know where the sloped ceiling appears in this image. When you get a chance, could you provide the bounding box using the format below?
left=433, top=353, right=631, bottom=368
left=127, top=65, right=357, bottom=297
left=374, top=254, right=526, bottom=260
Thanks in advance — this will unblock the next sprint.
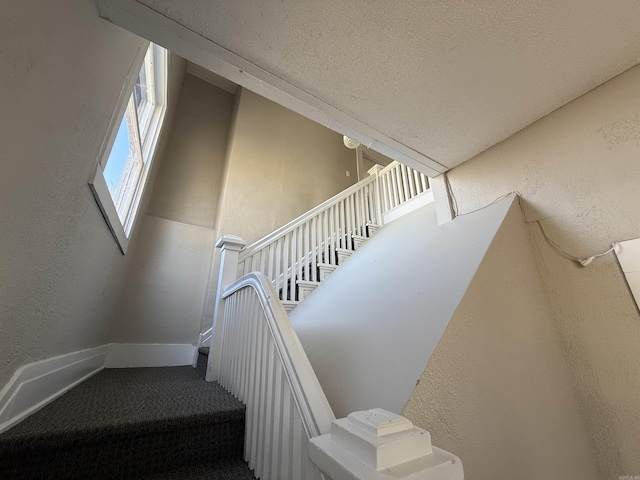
left=138, top=0, right=640, bottom=169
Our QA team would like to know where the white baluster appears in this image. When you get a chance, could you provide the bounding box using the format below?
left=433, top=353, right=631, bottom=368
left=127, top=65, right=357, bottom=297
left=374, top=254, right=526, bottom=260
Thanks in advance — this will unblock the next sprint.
left=413, top=168, right=421, bottom=195
left=303, top=223, right=309, bottom=281
left=390, top=167, right=399, bottom=208
left=244, top=304, right=256, bottom=462
left=256, top=322, right=268, bottom=476
left=282, top=234, right=290, bottom=301
left=387, top=172, right=394, bottom=211
left=327, top=206, right=335, bottom=261
left=274, top=238, right=282, bottom=297
left=316, top=214, right=324, bottom=262
left=420, top=172, right=428, bottom=191
left=281, top=388, right=293, bottom=480
left=345, top=194, right=353, bottom=250
left=263, top=338, right=275, bottom=479
left=399, top=164, right=407, bottom=202
left=338, top=200, right=346, bottom=254
left=355, top=189, right=361, bottom=236
left=248, top=310, right=261, bottom=470
left=310, top=217, right=317, bottom=282
left=297, top=226, right=303, bottom=284
left=292, top=411, right=304, bottom=479
left=238, top=291, right=249, bottom=401
left=270, top=362, right=284, bottom=480
left=407, top=165, right=417, bottom=198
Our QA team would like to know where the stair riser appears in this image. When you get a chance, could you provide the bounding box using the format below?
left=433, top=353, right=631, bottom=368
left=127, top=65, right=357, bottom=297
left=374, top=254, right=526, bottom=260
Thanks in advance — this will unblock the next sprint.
left=298, top=285, right=317, bottom=301
left=0, top=418, right=245, bottom=480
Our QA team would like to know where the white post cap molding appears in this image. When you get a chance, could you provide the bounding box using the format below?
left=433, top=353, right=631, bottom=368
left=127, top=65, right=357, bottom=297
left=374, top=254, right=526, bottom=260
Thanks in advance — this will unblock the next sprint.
left=215, top=234, right=247, bottom=251
left=309, top=408, right=463, bottom=480
left=367, top=164, right=384, bottom=176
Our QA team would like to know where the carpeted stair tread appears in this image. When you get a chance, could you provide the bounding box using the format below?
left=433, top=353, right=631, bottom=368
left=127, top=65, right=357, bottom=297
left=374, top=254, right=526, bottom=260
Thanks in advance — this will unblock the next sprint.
left=0, top=363, right=248, bottom=479
left=1, top=366, right=243, bottom=440
left=140, top=458, right=255, bottom=479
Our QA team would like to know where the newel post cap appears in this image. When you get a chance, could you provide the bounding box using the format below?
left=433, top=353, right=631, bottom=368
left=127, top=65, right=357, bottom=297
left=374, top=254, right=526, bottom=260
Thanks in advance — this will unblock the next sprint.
left=309, top=408, right=463, bottom=480
left=367, top=164, right=384, bottom=176
left=215, top=234, right=246, bottom=251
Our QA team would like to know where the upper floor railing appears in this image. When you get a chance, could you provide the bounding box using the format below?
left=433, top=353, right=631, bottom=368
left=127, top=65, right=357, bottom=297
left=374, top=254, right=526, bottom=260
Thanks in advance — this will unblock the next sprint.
left=236, top=161, right=430, bottom=303
left=377, top=161, right=430, bottom=215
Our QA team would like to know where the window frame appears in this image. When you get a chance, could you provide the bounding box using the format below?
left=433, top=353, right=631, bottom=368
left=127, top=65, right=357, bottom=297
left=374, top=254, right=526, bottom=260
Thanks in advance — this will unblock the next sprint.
left=89, top=41, right=167, bottom=254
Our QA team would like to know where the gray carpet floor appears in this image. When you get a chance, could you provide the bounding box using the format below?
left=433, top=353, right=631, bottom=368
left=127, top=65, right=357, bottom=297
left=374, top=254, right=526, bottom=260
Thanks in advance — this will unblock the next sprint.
left=2, top=364, right=243, bottom=440
left=141, top=458, right=255, bottom=479
left=0, top=353, right=255, bottom=479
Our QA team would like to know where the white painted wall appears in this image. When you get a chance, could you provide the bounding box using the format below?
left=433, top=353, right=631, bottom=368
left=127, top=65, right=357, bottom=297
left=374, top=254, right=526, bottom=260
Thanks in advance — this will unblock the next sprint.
left=404, top=200, right=598, bottom=480
left=0, top=1, right=150, bottom=388
left=443, top=64, right=640, bottom=477
left=290, top=195, right=515, bottom=418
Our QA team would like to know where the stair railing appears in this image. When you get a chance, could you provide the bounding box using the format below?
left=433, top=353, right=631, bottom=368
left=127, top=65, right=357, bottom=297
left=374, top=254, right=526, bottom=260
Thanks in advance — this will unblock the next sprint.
left=236, top=161, right=429, bottom=303
left=237, top=174, right=378, bottom=302
left=217, top=272, right=335, bottom=480
left=377, top=161, right=430, bottom=216
left=207, top=162, right=432, bottom=373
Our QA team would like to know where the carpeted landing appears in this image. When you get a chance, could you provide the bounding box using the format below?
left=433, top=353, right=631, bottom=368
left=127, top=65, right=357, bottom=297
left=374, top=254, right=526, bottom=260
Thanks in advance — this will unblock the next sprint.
left=0, top=351, right=255, bottom=479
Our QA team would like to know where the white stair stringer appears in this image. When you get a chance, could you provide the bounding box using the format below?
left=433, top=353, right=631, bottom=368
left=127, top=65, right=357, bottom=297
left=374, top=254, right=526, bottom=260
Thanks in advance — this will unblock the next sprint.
left=335, top=248, right=354, bottom=265
left=352, top=235, right=368, bottom=250
left=281, top=300, right=299, bottom=313
left=366, top=223, right=380, bottom=236
left=297, top=280, right=321, bottom=301
left=289, top=195, right=519, bottom=418
left=318, top=263, right=338, bottom=281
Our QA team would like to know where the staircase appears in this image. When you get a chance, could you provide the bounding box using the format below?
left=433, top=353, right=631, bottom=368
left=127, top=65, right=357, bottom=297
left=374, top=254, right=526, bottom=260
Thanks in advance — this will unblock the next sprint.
left=0, top=162, right=439, bottom=480
left=278, top=221, right=380, bottom=313
left=229, top=161, right=431, bottom=315
left=0, top=350, right=255, bottom=479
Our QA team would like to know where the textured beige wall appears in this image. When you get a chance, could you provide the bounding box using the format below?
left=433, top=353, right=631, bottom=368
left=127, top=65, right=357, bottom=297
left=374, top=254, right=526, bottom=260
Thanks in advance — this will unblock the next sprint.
left=109, top=216, right=215, bottom=344
left=111, top=74, right=232, bottom=344
left=113, top=81, right=357, bottom=343
left=404, top=201, right=599, bottom=480
left=433, top=64, right=640, bottom=477
left=216, top=87, right=358, bottom=244
left=148, top=74, right=233, bottom=229
left=0, top=1, right=152, bottom=387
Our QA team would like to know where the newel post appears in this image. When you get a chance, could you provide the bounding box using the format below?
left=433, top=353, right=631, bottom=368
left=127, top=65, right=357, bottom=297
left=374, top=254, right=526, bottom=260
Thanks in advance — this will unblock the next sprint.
left=206, top=234, right=246, bottom=382
left=367, top=164, right=384, bottom=226
left=309, top=408, right=464, bottom=480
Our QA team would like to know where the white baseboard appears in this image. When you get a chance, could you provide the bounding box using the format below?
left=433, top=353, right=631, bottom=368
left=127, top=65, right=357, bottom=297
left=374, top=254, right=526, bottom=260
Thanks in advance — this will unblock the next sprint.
left=383, top=190, right=435, bottom=224
left=105, top=343, right=197, bottom=368
left=0, top=345, right=108, bottom=434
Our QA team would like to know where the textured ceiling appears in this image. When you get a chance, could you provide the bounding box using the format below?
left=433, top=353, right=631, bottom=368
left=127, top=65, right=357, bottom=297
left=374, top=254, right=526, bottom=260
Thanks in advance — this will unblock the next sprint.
left=139, top=0, right=640, bottom=169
